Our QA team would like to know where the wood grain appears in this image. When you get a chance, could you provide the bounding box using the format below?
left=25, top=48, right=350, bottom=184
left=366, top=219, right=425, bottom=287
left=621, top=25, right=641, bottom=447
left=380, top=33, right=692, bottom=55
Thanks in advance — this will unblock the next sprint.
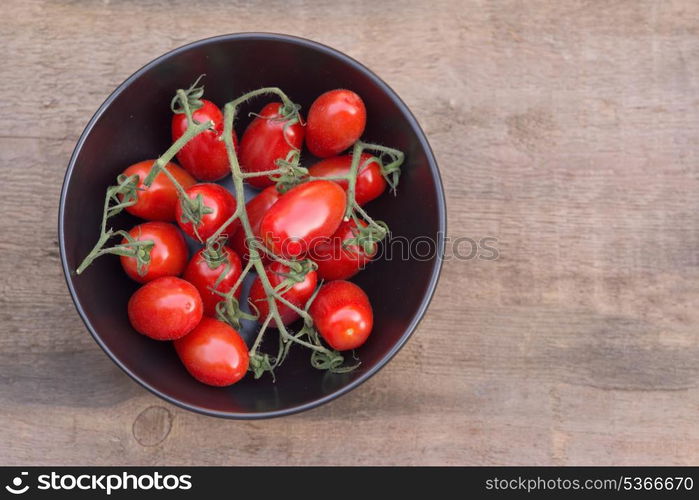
left=1, top=0, right=698, bottom=465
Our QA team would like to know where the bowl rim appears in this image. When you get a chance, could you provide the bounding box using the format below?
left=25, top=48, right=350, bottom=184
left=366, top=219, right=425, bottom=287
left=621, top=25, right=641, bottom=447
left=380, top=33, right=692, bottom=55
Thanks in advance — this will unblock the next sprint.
left=58, top=32, right=447, bottom=419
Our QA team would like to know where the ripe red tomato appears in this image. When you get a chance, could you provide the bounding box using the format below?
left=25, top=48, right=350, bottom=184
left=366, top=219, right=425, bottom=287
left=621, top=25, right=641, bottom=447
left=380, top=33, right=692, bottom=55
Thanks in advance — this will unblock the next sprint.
left=228, top=185, right=281, bottom=263
left=128, top=276, right=203, bottom=340
left=120, top=222, right=188, bottom=283
left=259, top=180, right=346, bottom=258
left=308, top=153, right=386, bottom=205
left=248, top=261, right=318, bottom=326
left=183, top=247, right=243, bottom=317
left=175, top=183, right=238, bottom=242
left=239, top=102, right=305, bottom=189
left=309, top=280, right=373, bottom=351
left=306, top=89, right=366, bottom=158
left=310, top=220, right=376, bottom=280
left=172, top=99, right=238, bottom=181
left=174, top=317, right=249, bottom=386
left=121, top=160, right=195, bottom=221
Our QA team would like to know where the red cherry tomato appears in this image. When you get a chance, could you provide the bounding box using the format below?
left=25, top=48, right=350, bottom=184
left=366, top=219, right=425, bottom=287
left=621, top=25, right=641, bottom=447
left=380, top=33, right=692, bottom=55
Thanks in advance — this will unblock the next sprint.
left=248, top=261, right=318, bottom=326
left=174, top=317, right=249, bottom=386
left=239, top=102, right=305, bottom=189
left=128, top=276, right=203, bottom=340
left=309, top=280, right=373, bottom=351
left=175, top=183, right=238, bottom=242
left=310, top=220, right=376, bottom=280
left=172, top=99, right=238, bottom=181
left=308, top=153, right=386, bottom=205
left=306, top=89, right=366, bottom=158
left=228, top=186, right=281, bottom=263
left=120, top=222, right=188, bottom=283
left=121, top=160, right=195, bottom=221
left=183, top=247, right=243, bottom=317
left=259, top=180, right=346, bottom=258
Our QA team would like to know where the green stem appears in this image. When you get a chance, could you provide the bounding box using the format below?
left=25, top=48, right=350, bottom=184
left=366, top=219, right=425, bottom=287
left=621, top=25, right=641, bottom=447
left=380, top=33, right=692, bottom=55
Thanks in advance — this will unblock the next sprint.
left=179, top=88, right=197, bottom=126
left=157, top=163, right=190, bottom=198
left=221, top=93, right=334, bottom=358
left=343, top=141, right=365, bottom=220
left=251, top=313, right=273, bottom=354
left=364, top=143, right=404, bottom=159
left=307, top=175, right=351, bottom=182
left=143, top=116, right=213, bottom=187
left=275, top=294, right=312, bottom=324
left=76, top=232, right=111, bottom=275
left=76, top=175, right=144, bottom=275
left=239, top=168, right=288, bottom=179
left=76, top=83, right=217, bottom=277
left=200, top=86, right=302, bottom=250
left=222, top=99, right=289, bottom=340
left=250, top=240, right=300, bottom=269
left=229, top=258, right=254, bottom=297
left=353, top=201, right=385, bottom=234
left=227, top=87, right=297, bottom=114
left=364, top=143, right=404, bottom=193
left=204, top=207, right=241, bottom=248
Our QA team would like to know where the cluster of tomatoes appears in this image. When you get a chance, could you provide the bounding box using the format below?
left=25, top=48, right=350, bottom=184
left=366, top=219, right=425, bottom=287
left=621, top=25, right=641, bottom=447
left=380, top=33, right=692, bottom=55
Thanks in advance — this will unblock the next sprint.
left=81, top=85, right=400, bottom=387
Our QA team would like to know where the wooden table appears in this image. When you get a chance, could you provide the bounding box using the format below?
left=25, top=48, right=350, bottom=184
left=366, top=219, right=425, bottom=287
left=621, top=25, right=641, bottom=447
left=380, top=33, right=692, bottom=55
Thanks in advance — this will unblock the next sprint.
left=2, top=0, right=698, bottom=465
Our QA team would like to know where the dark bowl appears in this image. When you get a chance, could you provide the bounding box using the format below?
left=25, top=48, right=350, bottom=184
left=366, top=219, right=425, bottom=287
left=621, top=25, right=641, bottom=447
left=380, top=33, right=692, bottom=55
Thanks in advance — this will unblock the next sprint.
left=59, top=33, right=445, bottom=418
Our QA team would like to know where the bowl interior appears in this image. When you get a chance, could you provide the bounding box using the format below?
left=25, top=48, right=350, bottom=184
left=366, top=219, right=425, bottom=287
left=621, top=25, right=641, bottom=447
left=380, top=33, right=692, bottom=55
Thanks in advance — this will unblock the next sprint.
left=60, top=34, right=444, bottom=417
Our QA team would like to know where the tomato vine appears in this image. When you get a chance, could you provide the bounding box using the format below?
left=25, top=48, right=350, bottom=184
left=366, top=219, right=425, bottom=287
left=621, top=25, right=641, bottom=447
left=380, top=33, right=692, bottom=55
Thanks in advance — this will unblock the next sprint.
left=76, top=77, right=405, bottom=380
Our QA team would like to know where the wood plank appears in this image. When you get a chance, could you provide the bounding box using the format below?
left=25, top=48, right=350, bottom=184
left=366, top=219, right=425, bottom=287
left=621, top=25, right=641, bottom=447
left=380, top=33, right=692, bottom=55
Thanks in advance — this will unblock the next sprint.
left=1, top=0, right=698, bottom=465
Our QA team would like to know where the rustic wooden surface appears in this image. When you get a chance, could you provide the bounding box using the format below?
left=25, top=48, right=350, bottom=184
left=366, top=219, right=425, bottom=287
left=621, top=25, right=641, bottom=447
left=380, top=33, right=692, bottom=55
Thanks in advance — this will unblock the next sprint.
left=1, top=0, right=698, bottom=465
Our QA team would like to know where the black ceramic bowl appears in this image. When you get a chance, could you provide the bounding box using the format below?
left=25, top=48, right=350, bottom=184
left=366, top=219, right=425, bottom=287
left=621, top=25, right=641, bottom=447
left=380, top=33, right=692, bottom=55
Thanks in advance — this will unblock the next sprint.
left=59, top=33, right=445, bottom=418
